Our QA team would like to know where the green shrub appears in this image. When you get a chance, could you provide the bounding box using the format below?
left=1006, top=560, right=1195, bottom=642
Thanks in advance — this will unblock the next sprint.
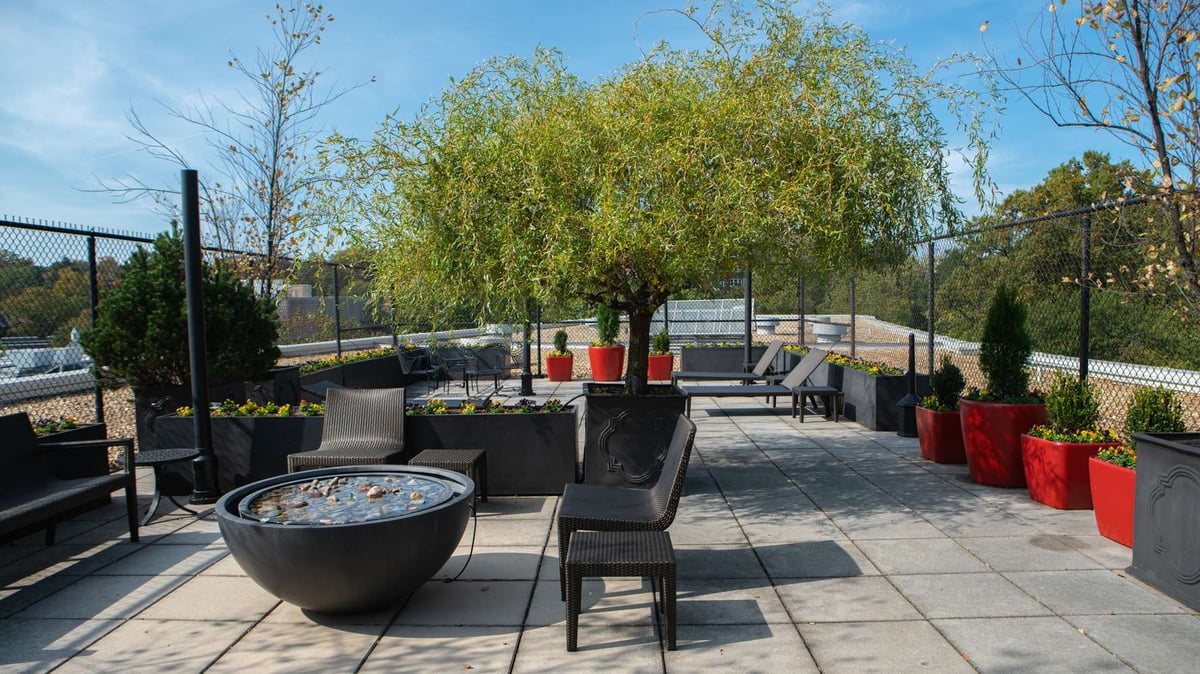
left=594, top=305, right=620, bottom=346
left=553, top=329, right=569, bottom=355
left=979, top=284, right=1033, bottom=398
left=924, top=355, right=965, bottom=411
left=82, top=232, right=280, bottom=388
left=1125, top=386, right=1186, bottom=435
left=1044, top=372, right=1100, bottom=432
left=651, top=329, right=670, bottom=355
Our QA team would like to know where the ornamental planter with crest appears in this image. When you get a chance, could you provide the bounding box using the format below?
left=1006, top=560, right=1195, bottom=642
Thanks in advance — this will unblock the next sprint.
left=1088, top=456, right=1134, bottom=547
left=959, top=399, right=1048, bottom=487
left=1129, top=432, right=1200, bottom=611
left=583, top=382, right=686, bottom=489
left=1020, top=435, right=1119, bottom=510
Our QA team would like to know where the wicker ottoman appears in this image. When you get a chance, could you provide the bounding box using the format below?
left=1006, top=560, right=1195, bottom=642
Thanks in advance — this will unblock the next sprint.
left=565, top=530, right=676, bottom=651
left=409, top=448, right=488, bottom=502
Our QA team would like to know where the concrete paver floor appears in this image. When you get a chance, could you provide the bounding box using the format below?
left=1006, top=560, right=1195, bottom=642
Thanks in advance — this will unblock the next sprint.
left=3, top=380, right=1198, bottom=673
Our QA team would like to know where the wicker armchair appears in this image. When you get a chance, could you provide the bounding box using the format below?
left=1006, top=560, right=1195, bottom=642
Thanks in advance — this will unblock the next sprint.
left=557, top=414, right=696, bottom=600
left=286, top=388, right=407, bottom=472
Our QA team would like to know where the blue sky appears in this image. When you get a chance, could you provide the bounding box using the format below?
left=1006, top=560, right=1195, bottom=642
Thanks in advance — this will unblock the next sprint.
left=0, top=1, right=1138, bottom=239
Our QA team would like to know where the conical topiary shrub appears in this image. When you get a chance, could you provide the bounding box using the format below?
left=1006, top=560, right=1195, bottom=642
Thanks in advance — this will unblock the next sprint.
left=979, top=284, right=1032, bottom=399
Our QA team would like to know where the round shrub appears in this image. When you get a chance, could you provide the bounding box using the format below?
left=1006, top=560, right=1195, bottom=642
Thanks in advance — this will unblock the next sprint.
left=1044, top=372, right=1100, bottom=433
left=1125, top=386, right=1186, bottom=435
left=926, top=355, right=965, bottom=411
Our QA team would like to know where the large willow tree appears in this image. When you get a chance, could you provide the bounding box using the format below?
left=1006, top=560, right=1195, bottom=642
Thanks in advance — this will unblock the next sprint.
left=324, top=2, right=989, bottom=393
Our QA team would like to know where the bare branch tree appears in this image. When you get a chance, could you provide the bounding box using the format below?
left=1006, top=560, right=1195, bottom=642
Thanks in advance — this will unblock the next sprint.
left=94, top=2, right=372, bottom=297
left=982, top=0, right=1200, bottom=311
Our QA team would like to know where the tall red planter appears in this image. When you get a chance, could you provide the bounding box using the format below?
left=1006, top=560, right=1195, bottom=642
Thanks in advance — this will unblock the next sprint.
left=1021, top=435, right=1118, bottom=509
left=959, top=399, right=1048, bottom=487
left=1088, top=457, right=1135, bottom=547
left=916, top=406, right=966, bottom=464
left=647, top=354, right=674, bottom=381
left=546, top=354, right=573, bottom=382
left=587, top=345, right=625, bottom=382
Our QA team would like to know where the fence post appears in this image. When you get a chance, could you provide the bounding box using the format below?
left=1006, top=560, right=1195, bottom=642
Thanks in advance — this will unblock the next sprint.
left=87, top=235, right=104, bottom=424
left=798, top=276, right=806, bottom=347
left=849, top=274, right=857, bottom=358
left=1080, top=214, right=1092, bottom=381
left=332, top=263, right=342, bottom=359
left=536, top=302, right=543, bottom=377
left=743, top=267, right=753, bottom=370
left=927, top=240, right=935, bottom=375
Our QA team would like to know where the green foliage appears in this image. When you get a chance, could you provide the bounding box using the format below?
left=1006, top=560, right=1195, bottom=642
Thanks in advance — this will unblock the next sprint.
left=81, top=233, right=280, bottom=388
left=1044, top=372, right=1100, bottom=433
left=651, top=329, right=670, bottom=356
left=924, top=355, right=965, bottom=411
left=323, top=1, right=993, bottom=392
left=979, top=285, right=1032, bottom=398
left=1097, top=444, right=1137, bottom=469
left=1124, top=386, right=1187, bottom=435
left=595, top=305, right=620, bottom=346
left=552, top=329, right=569, bottom=356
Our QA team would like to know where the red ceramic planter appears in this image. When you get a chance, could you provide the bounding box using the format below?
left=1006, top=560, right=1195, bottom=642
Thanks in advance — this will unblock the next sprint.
left=647, top=354, right=674, bottom=381
left=588, top=345, right=625, bottom=382
left=1089, top=456, right=1135, bottom=547
left=916, top=406, right=966, bottom=464
left=1021, top=435, right=1119, bottom=509
left=546, top=355, right=573, bottom=382
left=959, top=399, right=1048, bottom=487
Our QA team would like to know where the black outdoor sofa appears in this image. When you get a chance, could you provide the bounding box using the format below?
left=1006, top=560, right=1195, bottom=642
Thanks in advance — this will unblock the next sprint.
left=0, top=412, right=139, bottom=545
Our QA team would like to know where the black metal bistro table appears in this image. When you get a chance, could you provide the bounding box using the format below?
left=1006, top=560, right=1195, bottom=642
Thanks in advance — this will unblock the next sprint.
left=134, top=447, right=201, bottom=525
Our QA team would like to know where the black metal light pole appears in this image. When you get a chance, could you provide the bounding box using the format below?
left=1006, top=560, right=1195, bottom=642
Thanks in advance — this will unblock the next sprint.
left=896, top=333, right=919, bottom=437
left=182, top=169, right=219, bottom=504
left=743, top=267, right=753, bottom=371
left=87, top=234, right=104, bottom=423
left=520, top=298, right=534, bottom=396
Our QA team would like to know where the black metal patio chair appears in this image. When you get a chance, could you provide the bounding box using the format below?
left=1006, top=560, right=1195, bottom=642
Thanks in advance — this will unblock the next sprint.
left=557, top=414, right=696, bottom=600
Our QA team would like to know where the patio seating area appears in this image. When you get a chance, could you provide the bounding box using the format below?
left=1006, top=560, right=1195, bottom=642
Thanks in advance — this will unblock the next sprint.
left=2, top=379, right=1199, bottom=672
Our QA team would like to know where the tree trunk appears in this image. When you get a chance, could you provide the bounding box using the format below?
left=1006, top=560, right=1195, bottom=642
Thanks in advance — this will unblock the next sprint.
left=626, top=306, right=654, bottom=395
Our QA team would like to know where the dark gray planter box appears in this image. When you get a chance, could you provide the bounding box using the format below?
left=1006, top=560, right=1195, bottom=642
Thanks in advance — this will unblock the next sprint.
left=406, top=409, right=578, bottom=495
left=782, top=353, right=843, bottom=388
left=342, top=355, right=401, bottom=389
left=133, top=382, right=249, bottom=453
left=679, top=346, right=766, bottom=373
left=583, top=383, right=687, bottom=489
left=299, top=364, right=344, bottom=391
left=153, top=415, right=325, bottom=495
left=38, top=423, right=109, bottom=478
left=1129, top=432, right=1200, bottom=611
left=840, top=368, right=930, bottom=432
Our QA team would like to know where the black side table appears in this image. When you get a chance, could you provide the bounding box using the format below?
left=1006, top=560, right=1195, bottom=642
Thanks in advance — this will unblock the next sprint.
left=134, top=447, right=201, bottom=525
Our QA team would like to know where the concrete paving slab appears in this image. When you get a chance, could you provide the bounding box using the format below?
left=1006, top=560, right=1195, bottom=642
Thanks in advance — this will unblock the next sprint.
left=754, top=538, right=880, bottom=578
left=1059, top=534, right=1134, bottom=570
left=0, top=618, right=121, bottom=673
left=674, top=545, right=767, bottom=580
left=0, top=541, right=138, bottom=580
left=801, top=620, right=973, bottom=673
left=475, top=496, right=557, bottom=520
left=138, top=575, right=279, bottom=621
left=738, top=516, right=845, bottom=547
left=933, top=616, right=1132, bottom=672
left=827, top=511, right=946, bottom=540
left=201, top=555, right=248, bottom=577
left=959, top=535, right=1106, bottom=572
left=918, top=509, right=1043, bottom=538
left=363, top=624, right=522, bottom=673
left=856, top=537, right=990, bottom=575
left=13, top=573, right=188, bottom=620
left=391, top=580, right=534, bottom=626
left=676, top=578, right=793, bottom=625
left=53, top=618, right=251, bottom=673
left=472, top=518, right=553, bottom=547
left=435, top=547, right=546, bottom=582
left=511, top=623, right=663, bottom=672
left=774, top=576, right=922, bottom=622
left=526, top=577, right=656, bottom=627
left=92, top=543, right=227, bottom=576
left=1066, top=614, right=1200, bottom=674
left=665, top=623, right=818, bottom=673
left=263, top=600, right=399, bottom=625
left=206, top=620, right=384, bottom=673
left=0, top=573, right=80, bottom=620
left=1004, top=570, right=1192, bottom=615
left=889, top=572, right=1052, bottom=619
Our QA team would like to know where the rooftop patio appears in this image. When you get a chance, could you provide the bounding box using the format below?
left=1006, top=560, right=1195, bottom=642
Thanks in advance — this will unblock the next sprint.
left=2, top=380, right=1198, bottom=673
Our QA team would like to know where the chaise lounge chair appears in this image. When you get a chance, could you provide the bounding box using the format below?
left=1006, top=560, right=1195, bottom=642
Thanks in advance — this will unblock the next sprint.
left=680, top=347, right=840, bottom=420
left=670, top=340, right=784, bottom=385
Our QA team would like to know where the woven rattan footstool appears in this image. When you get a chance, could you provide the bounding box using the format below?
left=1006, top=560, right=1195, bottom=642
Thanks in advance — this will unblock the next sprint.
left=565, top=530, right=676, bottom=651
left=409, top=448, right=488, bottom=502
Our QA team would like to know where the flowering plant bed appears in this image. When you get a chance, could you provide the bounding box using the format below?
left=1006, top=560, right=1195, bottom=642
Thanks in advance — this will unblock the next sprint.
left=405, top=401, right=578, bottom=495
left=179, top=399, right=325, bottom=417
